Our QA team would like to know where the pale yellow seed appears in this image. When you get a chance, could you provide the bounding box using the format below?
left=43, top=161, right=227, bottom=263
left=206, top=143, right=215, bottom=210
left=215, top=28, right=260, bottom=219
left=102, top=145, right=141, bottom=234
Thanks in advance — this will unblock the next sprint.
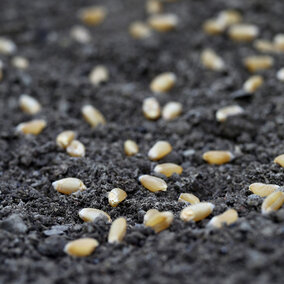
left=66, top=140, right=85, bottom=157
left=228, top=24, right=259, bottom=42
left=148, top=14, right=178, bottom=32
left=108, top=188, right=127, bottom=207
left=201, top=49, right=225, bottom=71
left=249, top=183, right=280, bottom=197
left=154, top=163, right=183, bottom=177
left=82, top=105, right=106, bottom=127
left=276, top=68, right=284, bottom=82
left=180, top=202, right=214, bottom=222
left=89, top=65, right=109, bottom=86
left=150, top=72, right=176, bottom=93
left=12, top=56, right=29, bottom=70
left=143, top=209, right=160, bottom=224
left=146, top=0, right=163, bottom=14
left=253, top=39, right=275, bottom=53
left=203, top=18, right=226, bottom=35
left=64, top=238, right=99, bottom=257
left=129, top=22, right=152, bottom=39
left=19, top=94, right=41, bottom=115
left=16, top=119, right=46, bottom=135
left=243, top=75, right=263, bottom=93
left=144, top=210, right=173, bottom=233
left=162, top=102, right=182, bottom=120
left=52, top=177, right=86, bottom=195
left=203, top=150, right=233, bottom=165
left=78, top=6, right=107, bottom=26
left=261, top=191, right=284, bottom=214
left=216, top=105, right=244, bottom=122
left=178, top=193, right=200, bottom=205
left=79, top=208, right=111, bottom=223
left=208, top=209, right=238, bottom=228
left=70, top=25, right=91, bottom=44
left=274, top=34, right=284, bottom=52
left=244, top=55, right=274, bottom=72
left=108, top=217, right=127, bottom=243
left=217, top=10, right=242, bottom=27
left=124, top=140, right=139, bottom=156
left=148, top=141, right=172, bottom=161
left=0, top=37, right=16, bottom=55
left=139, top=175, right=167, bottom=192
left=142, top=97, right=161, bottom=120
left=274, top=154, right=284, bottom=167
left=56, top=130, right=76, bottom=149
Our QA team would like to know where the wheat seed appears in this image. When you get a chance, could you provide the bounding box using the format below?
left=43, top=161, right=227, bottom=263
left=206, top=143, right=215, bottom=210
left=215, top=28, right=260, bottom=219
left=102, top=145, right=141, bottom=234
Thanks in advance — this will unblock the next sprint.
left=276, top=68, right=284, bottom=82
left=208, top=209, right=238, bottom=228
left=180, top=202, right=214, bottom=222
left=162, top=101, right=182, bottom=120
left=201, top=49, right=225, bottom=71
left=249, top=183, right=279, bottom=197
left=216, top=105, right=244, bottom=122
left=203, top=19, right=226, bottom=35
left=178, top=193, right=200, bottom=204
left=16, top=119, right=46, bottom=135
left=70, top=25, right=91, bottom=44
left=108, top=188, right=127, bottom=207
left=139, top=175, right=167, bottom=192
left=52, top=178, right=86, bottom=195
left=244, top=55, right=274, bottom=72
left=64, top=238, right=99, bottom=257
left=19, top=94, right=41, bottom=115
left=148, top=14, right=178, bottom=32
left=144, top=209, right=160, bottom=223
left=243, top=75, right=263, bottom=93
left=154, top=163, right=183, bottom=177
left=82, top=105, right=106, bottom=127
left=148, top=141, right=172, bottom=161
left=0, top=37, right=16, bottom=55
left=217, top=10, right=242, bottom=27
left=203, top=150, right=233, bottom=165
left=89, top=65, right=109, bottom=86
left=274, top=34, right=284, bottom=52
left=261, top=191, right=284, bottom=214
left=254, top=39, right=275, bottom=53
left=274, top=154, right=284, bottom=167
left=129, top=22, right=152, bottom=39
left=142, top=97, right=161, bottom=120
left=228, top=24, right=259, bottom=42
left=124, top=140, right=139, bottom=156
left=12, top=56, right=29, bottom=70
left=56, top=130, right=76, bottom=149
left=78, top=6, right=107, bottom=26
left=150, top=72, right=176, bottom=93
left=108, top=217, right=127, bottom=243
left=146, top=0, right=163, bottom=14
left=79, top=208, right=112, bottom=223
left=66, top=140, right=85, bottom=157
left=144, top=209, right=173, bottom=233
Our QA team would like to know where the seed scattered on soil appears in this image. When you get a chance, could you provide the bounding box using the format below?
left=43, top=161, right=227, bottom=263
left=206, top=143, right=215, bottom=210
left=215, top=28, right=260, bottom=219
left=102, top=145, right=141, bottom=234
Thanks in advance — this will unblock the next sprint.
left=178, top=193, right=200, bottom=204
left=228, top=24, right=259, bottom=42
left=52, top=178, right=86, bottom=195
left=56, top=130, right=76, bottom=149
left=203, top=19, right=226, bottom=35
left=89, top=65, right=109, bottom=86
left=108, top=217, right=127, bottom=243
left=66, top=140, right=85, bottom=157
left=162, top=101, right=182, bottom=120
left=217, top=10, right=242, bottom=27
left=146, top=0, right=163, bottom=14
left=201, top=49, right=225, bottom=71
left=108, top=188, right=127, bottom=207
left=79, top=208, right=112, bottom=223
left=253, top=39, right=275, bottom=53
left=208, top=209, right=238, bottom=228
left=150, top=72, right=176, bottom=93
left=142, top=97, right=161, bottom=120
left=124, top=140, right=139, bottom=156
left=273, top=34, right=284, bottom=52
left=64, top=238, right=99, bottom=257
left=249, top=183, right=280, bottom=197
left=243, top=75, right=263, bottom=93
left=148, top=141, right=172, bottom=161
left=78, top=6, right=107, bottom=26
left=19, top=94, right=41, bottom=115
left=203, top=150, right=233, bottom=165
left=244, top=55, right=274, bottom=72
left=261, top=191, right=284, bottom=214
left=12, top=56, right=29, bottom=70
left=276, top=68, right=284, bottom=82
left=148, top=14, right=178, bottom=32
left=144, top=209, right=174, bottom=233
left=70, top=25, right=91, bottom=44
left=216, top=105, right=244, bottom=122
left=139, top=175, right=167, bottom=192
left=180, top=202, right=214, bottom=222
left=0, top=37, right=16, bottom=55
left=82, top=105, right=106, bottom=127
left=129, top=22, right=152, bottom=39
left=144, top=209, right=159, bottom=223
left=16, top=119, right=46, bottom=135
left=154, top=163, right=183, bottom=177
left=274, top=154, right=284, bottom=167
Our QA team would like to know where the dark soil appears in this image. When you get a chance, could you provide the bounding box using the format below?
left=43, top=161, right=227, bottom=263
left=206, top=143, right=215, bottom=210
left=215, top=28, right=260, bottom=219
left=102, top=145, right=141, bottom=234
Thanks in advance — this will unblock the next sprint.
left=1, top=0, right=284, bottom=283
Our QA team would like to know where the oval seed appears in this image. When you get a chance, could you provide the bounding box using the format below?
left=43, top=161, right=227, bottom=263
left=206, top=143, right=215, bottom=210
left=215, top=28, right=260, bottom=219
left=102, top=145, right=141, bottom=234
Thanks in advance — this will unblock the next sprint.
left=142, top=97, right=161, bottom=120
left=154, top=163, right=183, bottom=177
left=89, top=65, right=109, bottom=86
left=261, top=191, right=284, bottom=214
left=144, top=210, right=173, bottom=233
left=108, top=188, right=127, bottom=207
left=129, top=22, right=152, bottom=39
left=276, top=68, right=284, bottom=82
left=254, top=39, right=275, bottom=53
left=203, top=19, right=225, bottom=35
left=274, top=154, right=284, bottom=167
left=124, top=140, right=139, bottom=156
left=16, top=119, right=46, bottom=135
left=78, top=6, right=107, bottom=26
left=180, top=202, right=214, bottom=222
left=64, top=238, right=99, bottom=257
left=79, top=208, right=111, bottom=223
left=66, top=140, right=85, bottom=157
left=56, top=130, right=76, bottom=149
left=244, top=55, right=274, bottom=72
left=12, top=56, right=29, bottom=70
left=178, top=193, right=200, bottom=205
left=217, top=10, right=242, bottom=27
left=208, top=209, right=238, bottom=228
left=148, top=141, right=172, bottom=161
left=70, top=25, right=91, bottom=44
left=162, top=102, right=182, bottom=120
left=144, top=209, right=160, bottom=224
left=216, top=105, right=244, bottom=122
left=274, top=34, right=284, bottom=52
left=0, top=37, right=16, bottom=55
left=19, top=94, right=41, bottom=115
left=201, top=49, right=225, bottom=71
left=108, top=217, right=127, bottom=243
left=228, top=24, right=259, bottom=42
left=146, top=0, right=163, bottom=14
left=203, top=150, right=233, bottom=165
left=82, top=105, right=106, bottom=127
left=249, top=183, right=279, bottom=197
left=148, top=14, right=178, bottom=32
left=243, top=75, right=263, bottom=93
left=52, top=178, right=86, bottom=195
left=150, top=72, right=176, bottom=93
left=139, top=175, right=167, bottom=192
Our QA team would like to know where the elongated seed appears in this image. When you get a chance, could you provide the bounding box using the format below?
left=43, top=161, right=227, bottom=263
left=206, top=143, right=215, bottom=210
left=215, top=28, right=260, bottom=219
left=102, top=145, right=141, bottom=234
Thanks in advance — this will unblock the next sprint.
left=180, top=202, right=214, bottom=222
left=108, top=188, right=127, bottom=207
left=82, top=105, right=106, bottom=127
left=19, top=94, right=41, bottom=115
left=216, top=105, right=244, bottom=122
left=78, top=6, right=107, bottom=26
left=56, top=130, right=76, bottom=149
left=148, top=141, right=172, bottom=161
left=150, top=72, right=176, bottom=93
left=70, top=25, right=91, bottom=44
left=208, top=209, right=238, bottom=228
left=244, top=55, right=274, bottom=72
left=64, top=238, right=99, bottom=257
left=124, top=140, right=139, bottom=156
left=243, top=75, right=263, bottom=93
left=254, top=39, right=275, bottom=53
left=277, top=68, right=284, bottom=82
left=139, top=175, right=167, bottom=192
left=108, top=217, right=127, bottom=243
left=142, top=97, right=161, bottom=120
left=203, top=19, right=225, bottom=35
left=178, top=193, right=200, bottom=204
left=274, top=154, right=284, bottom=167
left=274, top=34, right=284, bottom=52
left=146, top=0, right=163, bottom=14
left=89, top=65, right=109, bottom=86
left=144, top=209, right=160, bottom=223
left=228, top=24, right=259, bottom=42
left=16, top=119, right=46, bottom=135
left=261, top=191, right=284, bottom=214
left=144, top=210, right=173, bottom=233
left=52, top=178, right=86, bottom=195
left=148, top=14, right=178, bottom=32
left=201, top=49, right=225, bottom=71
left=249, top=183, right=279, bottom=197
left=79, top=208, right=111, bottom=223
left=12, top=56, right=29, bottom=70
left=129, top=22, right=152, bottom=39
left=162, top=102, right=182, bottom=120
left=154, top=163, right=183, bottom=177
left=66, top=140, right=85, bottom=157
left=217, top=10, right=242, bottom=27
left=203, top=150, right=233, bottom=165
left=0, top=37, right=16, bottom=55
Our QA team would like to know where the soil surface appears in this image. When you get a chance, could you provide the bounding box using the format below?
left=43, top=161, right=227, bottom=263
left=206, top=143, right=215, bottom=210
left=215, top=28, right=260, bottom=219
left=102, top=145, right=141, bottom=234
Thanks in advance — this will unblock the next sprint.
left=1, top=0, right=284, bottom=283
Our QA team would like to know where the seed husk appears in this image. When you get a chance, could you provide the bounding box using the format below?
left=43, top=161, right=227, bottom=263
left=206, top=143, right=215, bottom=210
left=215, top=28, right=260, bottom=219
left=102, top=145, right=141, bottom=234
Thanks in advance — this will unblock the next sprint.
left=249, top=183, right=279, bottom=197
left=180, top=202, right=214, bottom=222
left=274, top=34, right=284, bottom=52
left=162, top=102, right=182, bottom=120
left=178, top=193, right=200, bottom=205
left=129, top=22, right=152, bottom=39
left=261, top=191, right=284, bottom=214
left=124, top=140, right=139, bottom=156
left=70, top=25, right=91, bottom=44
left=148, top=14, right=178, bottom=32
left=82, top=105, right=106, bottom=127
left=78, top=6, right=107, bottom=26
left=12, top=56, right=29, bottom=70
left=243, top=75, right=263, bottom=93
left=89, top=65, right=109, bottom=86
left=201, top=49, right=225, bottom=71
left=139, top=175, right=167, bottom=192
left=108, top=217, right=127, bottom=243
left=274, top=154, right=284, bottom=167
left=154, top=163, right=183, bottom=177
left=144, top=209, right=173, bottom=233
left=0, top=37, right=16, bottom=55
left=253, top=39, right=275, bottom=53
left=277, top=68, right=284, bottom=82
left=216, top=105, right=244, bottom=122
left=244, top=55, right=274, bottom=72
left=64, top=238, right=99, bottom=257
left=146, top=0, right=163, bottom=14
left=52, top=177, right=86, bottom=195
left=150, top=72, right=176, bottom=93
left=148, top=141, right=172, bottom=161
left=56, top=130, right=76, bottom=149
left=19, top=94, right=41, bottom=115
left=217, top=10, right=242, bottom=27
left=208, top=209, right=238, bottom=228
left=203, top=150, right=233, bottom=165
left=108, top=188, right=127, bottom=207
left=142, top=97, right=161, bottom=120
left=66, top=140, right=85, bottom=157
left=228, top=24, right=259, bottom=42
left=203, top=18, right=226, bottom=35
left=79, top=208, right=112, bottom=223
left=16, top=119, right=46, bottom=135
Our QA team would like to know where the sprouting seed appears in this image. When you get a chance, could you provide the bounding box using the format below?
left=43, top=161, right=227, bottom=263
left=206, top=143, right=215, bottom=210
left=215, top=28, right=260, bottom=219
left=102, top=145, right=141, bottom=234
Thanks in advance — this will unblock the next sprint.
left=178, top=193, right=200, bottom=205
left=52, top=178, right=86, bottom=195
left=274, top=34, right=284, bottom=52
left=162, top=102, right=182, bottom=120
left=64, top=238, right=99, bottom=257
left=89, top=65, right=109, bottom=86
left=261, top=191, right=284, bottom=214
left=124, top=140, right=139, bottom=156
left=274, top=154, right=284, bottom=167
left=216, top=105, right=244, bottom=122
left=78, top=6, right=107, bottom=26
left=82, top=105, right=106, bottom=127
left=150, top=72, right=176, bottom=93
left=139, top=175, right=167, bottom=192
left=19, top=94, right=41, bottom=115
left=217, top=10, right=242, bottom=27
left=70, top=25, right=91, bottom=44
left=108, top=217, right=127, bottom=243
left=228, top=24, right=259, bottom=42
left=203, top=19, right=226, bottom=35
left=180, top=202, right=214, bottom=222
left=79, top=208, right=112, bottom=223
left=243, top=75, right=263, bottom=93
left=129, top=22, right=152, bottom=39
left=16, top=119, right=46, bottom=135
left=154, top=163, right=183, bottom=177
left=108, top=188, right=127, bottom=207
left=142, top=97, right=161, bottom=120
left=144, top=209, right=173, bottom=233
left=276, top=68, right=284, bottom=82
left=201, top=49, right=225, bottom=71
left=0, top=37, right=16, bottom=55
left=244, top=55, right=274, bottom=72
left=56, top=130, right=76, bottom=149
left=208, top=209, right=238, bottom=228
left=148, top=14, right=178, bottom=32
left=249, top=183, right=280, bottom=197
left=253, top=39, right=275, bottom=53
left=12, top=56, right=29, bottom=70
left=203, top=150, right=233, bottom=165
left=148, top=141, right=172, bottom=161
left=146, top=0, right=163, bottom=14
left=66, top=140, right=85, bottom=157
